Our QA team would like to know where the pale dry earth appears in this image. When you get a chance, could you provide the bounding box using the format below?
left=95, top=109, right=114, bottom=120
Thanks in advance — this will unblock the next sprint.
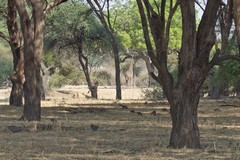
left=0, top=86, right=240, bottom=160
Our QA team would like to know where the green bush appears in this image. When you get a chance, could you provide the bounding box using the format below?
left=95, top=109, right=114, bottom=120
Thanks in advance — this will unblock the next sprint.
left=0, top=60, right=13, bottom=85
left=142, top=86, right=163, bottom=100
left=48, top=64, right=85, bottom=88
left=93, top=70, right=112, bottom=85
left=48, top=73, right=67, bottom=87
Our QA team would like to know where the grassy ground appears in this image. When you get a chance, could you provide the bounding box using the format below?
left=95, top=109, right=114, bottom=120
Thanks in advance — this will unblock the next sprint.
left=0, top=87, right=240, bottom=160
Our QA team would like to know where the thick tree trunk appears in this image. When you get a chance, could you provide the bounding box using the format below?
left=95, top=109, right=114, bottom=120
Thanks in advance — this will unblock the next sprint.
left=9, top=55, right=24, bottom=106
left=7, top=0, right=24, bottom=106
left=16, top=0, right=67, bottom=121
left=169, top=92, right=200, bottom=148
left=167, top=66, right=205, bottom=148
left=22, top=45, right=42, bottom=120
left=9, top=44, right=24, bottom=107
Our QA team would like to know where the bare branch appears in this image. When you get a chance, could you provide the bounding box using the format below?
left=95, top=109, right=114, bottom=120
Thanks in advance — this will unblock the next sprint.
left=195, top=0, right=204, bottom=11
left=210, top=49, right=240, bottom=68
left=0, top=10, right=8, bottom=19
left=136, top=0, right=156, bottom=62
left=43, top=0, right=68, bottom=15
left=0, top=31, right=10, bottom=43
left=218, top=55, right=240, bottom=62
left=165, top=1, right=180, bottom=48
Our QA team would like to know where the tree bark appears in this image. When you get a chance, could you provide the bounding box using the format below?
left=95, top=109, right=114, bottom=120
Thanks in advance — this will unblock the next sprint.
left=6, top=0, right=24, bottom=107
left=137, top=0, right=221, bottom=148
left=77, top=43, right=98, bottom=99
left=15, top=0, right=44, bottom=120
left=169, top=93, right=200, bottom=148
left=15, top=0, right=67, bottom=120
left=9, top=47, right=24, bottom=106
left=86, top=0, right=122, bottom=99
left=233, top=0, right=240, bottom=52
left=168, top=67, right=204, bottom=148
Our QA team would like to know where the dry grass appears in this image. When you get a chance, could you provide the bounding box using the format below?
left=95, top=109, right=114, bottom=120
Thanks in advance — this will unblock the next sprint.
left=0, top=86, right=240, bottom=160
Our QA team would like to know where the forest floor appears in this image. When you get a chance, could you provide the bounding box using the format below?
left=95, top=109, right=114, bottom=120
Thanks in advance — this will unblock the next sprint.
left=0, top=86, right=240, bottom=160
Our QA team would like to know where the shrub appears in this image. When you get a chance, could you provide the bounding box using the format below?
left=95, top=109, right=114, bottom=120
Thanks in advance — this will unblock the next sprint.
left=142, top=86, right=164, bottom=100
left=0, top=60, right=13, bottom=85
left=48, top=73, right=67, bottom=87
left=93, top=70, right=112, bottom=85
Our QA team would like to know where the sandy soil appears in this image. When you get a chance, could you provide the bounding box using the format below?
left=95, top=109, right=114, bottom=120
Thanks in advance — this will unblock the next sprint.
left=0, top=86, right=240, bottom=160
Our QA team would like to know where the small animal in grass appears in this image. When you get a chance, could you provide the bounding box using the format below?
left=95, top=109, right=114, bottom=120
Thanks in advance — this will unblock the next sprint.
left=136, top=112, right=143, bottom=116
left=90, top=124, right=99, bottom=131
left=119, top=104, right=129, bottom=109
left=151, top=110, right=157, bottom=116
left=214, top=108, right=221, bottom=112
left=130, top=110, right=135, bottom=113
left=161, top=108, right=168, bottom=112
left=50, top=118, right=57, bottom=123
left=64, top=107, right=81, bottom=114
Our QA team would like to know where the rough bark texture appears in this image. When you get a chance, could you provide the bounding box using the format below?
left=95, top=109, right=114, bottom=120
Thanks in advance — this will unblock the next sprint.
left=87, top=0, right=122, bottom=99
left=137, top=0, right=221, bottom=148
left=76, top=35, right=98, bottom=99
left=15, top=0, right=67, bottom=121
left=7, top=0, right=24, bottom=107
left=233, top=0, right=240, bottom=53
left=209, top=0, right=233, bottom=99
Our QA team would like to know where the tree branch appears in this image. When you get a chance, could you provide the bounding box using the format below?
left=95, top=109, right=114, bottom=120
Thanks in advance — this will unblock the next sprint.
left=0, top=31, right=10, bottom=43
left=196, top=0, right=222, bottom=67
left=0, top=10, right=8, bottom=19
left=195, top=0, right=204, bottom=12
left=136, top=0, right=156, bottom=63
left=218, top=55, right=240, bottom=62
left=165, top=1, right=180, bottom=48
left=210, top=49, right=240, bottom=67
left=43, top=0, right=68, bottom=15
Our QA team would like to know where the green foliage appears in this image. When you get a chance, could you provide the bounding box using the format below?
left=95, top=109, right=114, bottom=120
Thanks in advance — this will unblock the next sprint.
left=48, top=73, right=67, bottom=87
left=110, top=0, right=182, bottom=51
left=48, top=63, right=85, bottom=87
left=110, top=0, right=146, bottom=51
left=0, top=60, right=13, bottom=84
left=93, top=70, right=112, bottom=85
left=217, top=61, right=240, bottom=88
left=0, top=44, right=12, bottom=85
left=142, top=85, right=163, bottom=100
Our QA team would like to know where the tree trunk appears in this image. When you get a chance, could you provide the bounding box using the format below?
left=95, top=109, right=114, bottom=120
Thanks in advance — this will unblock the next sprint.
left=22, top=27, right=42, bottom=120
left=77, top=46, right=98, bottom=99
left=167, top=66, right=204, bottom=148
left=137, top=0, right=222, bottom=149
left=169, top=91, right=200, bottom=148
left=23, top=52, right=42, bottom=120
left=7, top=0, right=24, bottom=107
left=16, top=0, right=43, bottom=121
left=9, top=49, right=24, bottom=106
left=15, top=0, right=67, bottom=120
left=233, top=0, right=240, bottom=52
left=86, top=0, right=122, bottom=100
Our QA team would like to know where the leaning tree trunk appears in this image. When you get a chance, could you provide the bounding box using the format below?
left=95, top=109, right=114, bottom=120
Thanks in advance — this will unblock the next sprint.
left=77, top=45, right=97, bottom=99
left=86, top=0, right=122, bottom=100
